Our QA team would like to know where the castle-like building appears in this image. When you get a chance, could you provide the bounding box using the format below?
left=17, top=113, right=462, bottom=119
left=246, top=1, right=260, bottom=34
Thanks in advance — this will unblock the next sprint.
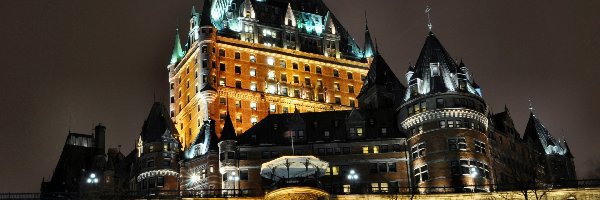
left=41, top=0, right=576, bottom=198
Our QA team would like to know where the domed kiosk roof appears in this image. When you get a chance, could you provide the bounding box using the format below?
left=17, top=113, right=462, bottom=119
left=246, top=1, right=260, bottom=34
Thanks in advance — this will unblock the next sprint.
left=260, top=156, right=328, bottom=182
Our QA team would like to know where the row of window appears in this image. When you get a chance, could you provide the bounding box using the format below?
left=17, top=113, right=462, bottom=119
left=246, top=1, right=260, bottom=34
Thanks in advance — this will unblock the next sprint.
left=410, top=138, right=487, bottom=158
left=362, top=144, right=402, bottom=154
left=369, top=163, right=397, bottom=174
left=217, top=50, right=361, bottom=80
left=407, top=98, right=485, bottom=116
left=140, top=176, right=165, bottom=189
left=450, top=160, right=491, bottom=179
left=406, top=119, right=486, bottom=135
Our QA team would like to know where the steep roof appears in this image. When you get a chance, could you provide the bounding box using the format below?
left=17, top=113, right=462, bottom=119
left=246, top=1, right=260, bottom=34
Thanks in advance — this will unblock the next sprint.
left=357, top=52, right=405, bottom=98
left=140, top=102, right=178, bottom=143
left=208, top=0, right=363, bottom=59
left=199, top=0, right=213, bottom=27
left=219, top=112, right=237, bottom=141
left=524, top=111, right=568, bottom=156
left=169, top=28, right=184, bottom=64
left=363, top=19, right=374, bottom=58
left=237, top=109, right=403, bottom=146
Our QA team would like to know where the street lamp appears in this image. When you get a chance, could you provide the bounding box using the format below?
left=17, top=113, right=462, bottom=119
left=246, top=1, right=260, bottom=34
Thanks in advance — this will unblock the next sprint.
left=347, top=170, right=359, bottom=194
left=86, top=173, right=99, bottom=184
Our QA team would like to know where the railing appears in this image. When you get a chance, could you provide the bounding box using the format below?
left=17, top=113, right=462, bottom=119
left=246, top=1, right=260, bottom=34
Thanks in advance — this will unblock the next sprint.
left=4, top=180, right=599, bottom=199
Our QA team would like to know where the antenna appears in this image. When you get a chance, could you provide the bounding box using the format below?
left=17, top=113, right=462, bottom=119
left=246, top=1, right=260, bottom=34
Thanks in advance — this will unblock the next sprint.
left=528, top=98, right=534, bottom=113
left=425, top=4, right=433, bottom=31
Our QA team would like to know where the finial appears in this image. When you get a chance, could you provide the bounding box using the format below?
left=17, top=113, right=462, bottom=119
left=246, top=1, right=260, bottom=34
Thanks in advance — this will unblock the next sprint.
left=528, top=98, right=534, bottom=113
left=364, top=10, right=368, bottom=29
left=425, top=5, right=433, bottom=31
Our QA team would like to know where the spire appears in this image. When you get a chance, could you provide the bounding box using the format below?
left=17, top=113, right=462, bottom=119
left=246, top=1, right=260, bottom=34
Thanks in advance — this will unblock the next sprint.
left=169, top=27, right=184, bottom=64
left=528, top=98, right=535, bottom=114
left=363, top=11, right=375, bottom=58
left=219, top=111, right=237, bottom=141
left=199, top=0, right=213, bottom=27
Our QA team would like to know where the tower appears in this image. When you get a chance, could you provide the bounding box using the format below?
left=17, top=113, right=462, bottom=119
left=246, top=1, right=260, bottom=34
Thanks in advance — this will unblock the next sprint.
left=218, top=111, right=238, bottom=195
left=397, top=31, right=492, bottom=193
left=134, top=102, right=181, bottom=193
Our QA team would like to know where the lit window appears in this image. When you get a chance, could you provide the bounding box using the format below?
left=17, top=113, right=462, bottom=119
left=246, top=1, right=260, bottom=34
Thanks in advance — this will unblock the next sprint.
left=373, top=146, right=379, bottom=154
left=362, top=146, right=369, bottom=154
left=430, top=63, right=440, bottom=76
left=343, top=184, right=351, bottom=193
left=235, top=100, right=241, bottom=108
left=250, top=54, right=256, bottom=63
left=280, top=60, right=286, bottom=68
left=440, top=120, right=447, bottom=128
left=334, top=83, right=340, bottom=91
left=356, top=128, right=363, bottom=136
left=474, top=140, right=486, bottom=154
left=267, top=57, right=275, bottom=66
left=250, top=82, right=257, bottom=91
left=250, top=102, right=257, bottom=110
left=251, top=116, right=258, bottom=125
left=324, top=131, right=330, bottom=138
left=414, top=165, right=429, bottom=183
left=249, top=68, right=256, bottom=77
left=236, top=115, right=242, bottom=123
left=268, top=84, right=276, bottom=94
left=269, top=104, right=276, bottom=113
left=411, top=142, right=426, bottom=158
left=219, top=77, right=226, bottom=86
left=268, top=71, right=275, bottom=80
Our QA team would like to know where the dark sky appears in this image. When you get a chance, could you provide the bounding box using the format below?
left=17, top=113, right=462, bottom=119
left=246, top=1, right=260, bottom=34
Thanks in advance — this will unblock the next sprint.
left=0, top=0, right=599, bottom=192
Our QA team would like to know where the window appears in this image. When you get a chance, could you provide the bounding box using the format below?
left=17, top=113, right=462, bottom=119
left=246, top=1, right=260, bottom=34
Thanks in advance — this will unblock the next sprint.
left=249, top=68, right=256, bottom=77
left=448, top=120, right=455, bottom=128
left=421, top=101, right=427, bottom=112
left=293, top=76, right=299, bottom=84
left=305, top=77, right=311, bottom=86
left=440, top=120, right=447, bottom=128
left=292, top=62, right=298, bottom=70
left=219, top=97, right=227, bottom=105
left=455, top=160, right=490, bottom=179
left=414, top=165, right=429, bottom=183
left=235, top=100, right=242, bottom=108
left=333, top=69, right=339, bottom=77
left=251, top=116, right=258, bottom=125
left=157, top=176, right=164, bottom=187
left=281, top=87, right=288, bottom=96
left=249, top=54, right=256, bottom=63
left=325, top=166, right=340, bottom=176
left=267, top=71, right=276, bottom=80
left=316, top=66, right=322, bottom=74
left=323, top=131, right=330, bottom=138
left=236, top=115, right=242, bottom=123
left=362, top=146, right=369, bottom=154
left=381, top=128, right=388, bottom=135
left=348, top=85, right=354, bottom=93
left=240, top=170, right=249, bottom=180
left=436, top=98, right=445, bottom=108
left=380, top=145, right=389, bottom=153
left=349, top=99, right=355, bottom=107
left=373, top=146, right=379, bottom=154
left=219, top=63, right=226, bottom=71
left=347, top=72, right=353, bottom=79
left=334, top=83, right=340, bottom=91
left=280, top=60, right=286, bottom=68
left=235, top=80, right=242, bottom=88
left=250, top=102, right=257, bottom=110
left=219, top=49, right=225, bottom=57
left=411, top=142, right=426, bottom=158
left=149, top=177, right=155, bottom=188
left=448, top=138, right=467, bottom=151
left=281, top=74, right=287, bottom=82
left=304, top=64, right=311, bottom=72
left=235, top=52, right=241, bottom=59
left=474, top=140, right=486, bottom=154
left=250, top=82, right=257, bottom=91
left=430, top=63, right=440, bottom=76
left=269, top=104, right=276, bottom=113
left=343, top=184, right=351, bottom=194
left=234, top=65, right=241, bottom=74
left=283, top=106, right=289, bottom=113
left=267, top=57, right=275, bottom=66
left=388, top=163, right=397, bottom=172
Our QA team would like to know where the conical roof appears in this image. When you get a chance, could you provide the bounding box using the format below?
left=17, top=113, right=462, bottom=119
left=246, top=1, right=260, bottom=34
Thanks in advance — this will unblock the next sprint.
left=140, top=102, right=178, bottom=143
left=414, top=32, right=458, bottom=75
left=524, top=111, right=567, bottom=156
left=199, top=0, right=213, bottom=27
left=357, top=52, right=404, bottom=98
left=219, top=112, right=237, bottom=141
left=169, top=28, right=184, bottom=64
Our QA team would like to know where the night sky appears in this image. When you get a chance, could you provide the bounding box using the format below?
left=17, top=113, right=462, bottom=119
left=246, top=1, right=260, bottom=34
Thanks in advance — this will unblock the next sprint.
left=1, top=0, right=599, bottom=192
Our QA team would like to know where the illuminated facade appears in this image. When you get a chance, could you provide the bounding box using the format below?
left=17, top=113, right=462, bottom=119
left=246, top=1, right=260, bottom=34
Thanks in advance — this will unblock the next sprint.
left=168, top=0, right=370, bottom=149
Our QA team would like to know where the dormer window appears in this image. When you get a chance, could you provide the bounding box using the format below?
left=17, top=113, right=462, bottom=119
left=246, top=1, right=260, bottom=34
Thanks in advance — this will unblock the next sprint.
left=430, top=63, right=440, bottom=76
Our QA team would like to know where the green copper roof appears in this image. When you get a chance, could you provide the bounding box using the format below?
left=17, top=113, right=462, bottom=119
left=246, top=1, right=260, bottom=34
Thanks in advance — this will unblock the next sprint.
left=170, top=28, right=184, bottom=64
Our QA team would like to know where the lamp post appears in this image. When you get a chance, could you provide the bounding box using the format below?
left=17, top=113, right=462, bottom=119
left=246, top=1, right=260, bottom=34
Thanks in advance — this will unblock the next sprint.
left=347, top=170, right=359, bottom=194
left=86, top=173, right=99, bottom=184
